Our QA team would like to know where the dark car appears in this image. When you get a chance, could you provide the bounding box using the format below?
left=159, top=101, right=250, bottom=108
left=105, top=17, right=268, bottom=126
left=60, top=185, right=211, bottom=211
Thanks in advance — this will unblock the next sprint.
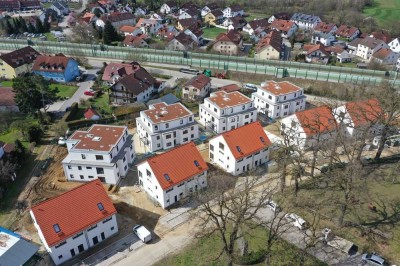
left=320, top=162, right=346, bottom=174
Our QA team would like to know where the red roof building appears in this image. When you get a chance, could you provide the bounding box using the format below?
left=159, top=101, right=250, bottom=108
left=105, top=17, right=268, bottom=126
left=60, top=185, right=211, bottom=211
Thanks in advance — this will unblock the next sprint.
left=345, top=98, right=383, bottom=128
left=295, top=106, right=337, bottom=137
left=84, top=108, right=101, bottom=120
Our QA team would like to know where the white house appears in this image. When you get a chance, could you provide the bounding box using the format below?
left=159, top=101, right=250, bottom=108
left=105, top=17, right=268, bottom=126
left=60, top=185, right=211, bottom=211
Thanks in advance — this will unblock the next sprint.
left=356, top=36, right=388, bottom=60
left=333, top=98, right=383, bottom=137
left=178, top=8, right=198, bottom=20
left=160, top=0, right=178, bottom=14
left=136, top=18, right=161, bottom=35
left=201, top=3, right=219, bottom=17
left=209, top=122, right=271, bottom=175
left=223, top=4, right=244, bottom=18
left=314, top=22, right=337, bottom=35
left=371, top=48, right=399, bottom=65
left=311, top=32, right=336, bottom=46
left=335, top=25, right=360, bottom=41
left=270, top=19, right=298, bottom=38
left=96, top=12, right=135, bottom=29
left=136, top=102, right=199, bottom=152
left=281, top=105, right=338, bottom=149
left=388, top=38, right=400, bottom=53
left=252, top=81, right=306, bottom=119
left=183, top=74, right=212, bottom=100
left=199, top=90, right=257, bottom=134
left=62, top=125, right=135, bottom=185
left=290, top=13, right=321, bottom=30
left=137, top=142, right=208, bottom=208
left=30, top=180, right=118, bottom=266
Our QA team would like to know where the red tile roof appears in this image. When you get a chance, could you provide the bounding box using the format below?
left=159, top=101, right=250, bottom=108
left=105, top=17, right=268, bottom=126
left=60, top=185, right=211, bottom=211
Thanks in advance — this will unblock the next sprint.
left=0, top=87, right=16, bottom=107
left=32, top=55, right=71, bottom=73
left=3, top=143, right=15, bottom=153
left=0, top=46, right=40, bottom=69
left=295, top=106, right=337, bottom=136
left=255, top=30, right=282, bottom=53
left=372, top=48, right=393, bottom=60
left=303, top=43, right=330, bottom=56
left=215, top=30, right=242, bottom=45
left=140, top=142, right=208, bottom=190
left=102, top=62, right=141, bottom=82
left=260, top=81, right=302, bottom=96
left=123, top=34, right=148, bottom=46
left=144, top=102, right=191, bottom=123
left=217, top=122, right=271, bottom=160
left=30, top=180, right=116, bottom=247
left=314, top=22, right=336, bottom=34
left=119, top=25, right=138, bottom=32
left=219, top=84, right=240, bottom=93
left=84, top=108, right=100, bottom=120
left=207, top=90, right=251, bottom=108
left=335, top=25, right=359, bottom=38
left=345, top=98, right=382, bottom=127
left=270, top=19, right=295, bottom=33
left=371, top=30, right=391, bottom=43
left=185, top=74, right=211, bottom=90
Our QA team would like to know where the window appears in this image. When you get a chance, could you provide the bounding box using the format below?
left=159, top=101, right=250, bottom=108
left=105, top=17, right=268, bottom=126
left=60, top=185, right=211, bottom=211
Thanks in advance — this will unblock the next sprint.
left=95, top=155, right=103, bottom=160
left=167, top=142, right=172, bottom=147
left=88, top=176, right=94, bottom=179
left=242, top=105, right=245, bottom=110
left=156, top=136, right=160, bottom=140
left=180, top=119, right=183, bottom=124
left=245, top=114, right=249, bottom=119
left=68, top=165, right=72, bottom=169
left=97, top=202, right=104, bottom=211
left=123, top=156, right=126, bottom=162
left=86, top=166, right=92, bottom=170
left=219, top=142, right=224, bottom=150
left=210, top=144, right=214, bottom=151
left=88, top=224, right=98, bottom=231
left=166, top=187, right=173, bottom=193
left=268, top=95, right=272, bottom=100
left=73, top=232, right=83, bottom=239
left=58, top=255, right=63, bottom=259
left=166, top=134, right=172, bottom=139
left=81, top=154, right=86, bottom=159
left=111, top=226, right=115, bottom=231
left=78, top=166, right=82, bottom=170
left=53, top=224, right=61, bottom=233
left=183, top=137, right=188, bottom=142
left=96, top=168, right=104, bottom=174
left=146, top=170, right=151, bottom=176
left=155, top=125, right=158, bottom=130
left=70, top=174, right=74, bottom=179
left=183, top=129, right=188, bottom=134
left=80, top=175, right=84, bottom=179
left=103, top=217, right=113, bottom=223
left=189, top=117, right=193, bottom=122
left=165, top=123, right=169, bottom=128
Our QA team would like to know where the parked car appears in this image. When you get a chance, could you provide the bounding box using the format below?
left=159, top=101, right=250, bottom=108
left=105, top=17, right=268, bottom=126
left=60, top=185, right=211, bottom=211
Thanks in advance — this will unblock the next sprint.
left=320, top=162, right=346, bottom=174
left=58, top=137, right=66, bottom=145
left=266, top=200, right=281, bottom=213
left=133, top=225, right=152, bottom=243
left=84, top=90, right=95, bottom=96
left=284, top=213, right=307, bottom=230
left=361, top=253, right=389, bottom=266
left=244, top=83, right=258, bottom=90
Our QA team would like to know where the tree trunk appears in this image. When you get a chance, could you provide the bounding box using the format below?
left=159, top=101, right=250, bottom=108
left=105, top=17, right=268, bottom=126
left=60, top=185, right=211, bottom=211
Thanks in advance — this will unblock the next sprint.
left=310, top=150, right=317, bottom=178
left=338, top=203, right=347, bottom=227
left=294, top=173, right=299, bottom=197
left=280, top=163, right=286, bottom=193
left=375, top=125, right=389, bottom=160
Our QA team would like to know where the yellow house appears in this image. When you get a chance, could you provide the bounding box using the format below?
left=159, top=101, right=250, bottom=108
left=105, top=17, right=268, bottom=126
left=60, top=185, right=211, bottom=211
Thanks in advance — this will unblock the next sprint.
left=204, top=9, right=223, bottom=26
left=255, top=30, right=282, bottom=60
left=177, top=18, right=197, bottom=31
left=0, top=46, right=40, bottom=79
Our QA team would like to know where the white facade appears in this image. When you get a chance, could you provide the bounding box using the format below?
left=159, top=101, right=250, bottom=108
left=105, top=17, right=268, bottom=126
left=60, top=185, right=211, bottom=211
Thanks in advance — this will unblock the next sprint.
left=30, top=212, right=118, bottom=266
left=182, top=76, right=211, bottom=100
left=62, top=126, right=135, bottom=185
left=356, top=39, right=388, bottom=60
left=209, top=133, right=270, bottom=176
left=179, top=11, right=194, bottom=20
left=252, top=81, right=306, bottom=119
left=136, top=103, right=199, bottom=152
left=223, top=6, right=244, bottom=18
left=111, top=81, right=154, bottom=105
left=137, top=162, right=207, bottom=208
left=311, top=33, right=336, bottom=46
left=199, top=91, right=257, bottom=134
left=160, top=3, right=176, bottom=14
left=389, top=38, right=400, bottom=53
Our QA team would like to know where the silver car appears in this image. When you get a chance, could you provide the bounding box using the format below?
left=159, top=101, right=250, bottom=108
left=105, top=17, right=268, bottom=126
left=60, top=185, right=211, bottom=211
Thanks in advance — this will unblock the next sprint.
left=361, top=253, right=389, bottom=266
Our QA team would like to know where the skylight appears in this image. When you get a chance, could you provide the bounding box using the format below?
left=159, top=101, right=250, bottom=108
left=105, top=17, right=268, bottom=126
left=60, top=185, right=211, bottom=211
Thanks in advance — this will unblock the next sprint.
left=53, top=224, right=61, bottom=233
left=194, top=160, right=200, bottom=167
left=260, top=137, right=265, bottom=143
left=236, top=146, right=241, bottom=152
left=97, top=202, right=104, bottom=211
left=164, top=174, right=171, bottom=181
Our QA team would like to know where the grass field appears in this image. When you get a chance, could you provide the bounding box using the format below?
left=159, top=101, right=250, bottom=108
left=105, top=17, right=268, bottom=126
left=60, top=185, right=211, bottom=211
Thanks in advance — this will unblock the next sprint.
left=202, top=27, right=227, bottom=40
left=50, top=84, right=78, bottom=98
left=363, top=0, right=400, bottom=26
left=245, top=12, right=269, bottom=21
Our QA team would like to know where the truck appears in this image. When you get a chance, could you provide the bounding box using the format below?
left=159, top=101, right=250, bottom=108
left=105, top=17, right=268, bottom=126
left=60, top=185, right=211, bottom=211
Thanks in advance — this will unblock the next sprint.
left=133, top=225, right=152, bottom=243
left=203, top=69, right=226, bottom=79
left=322, top=228, right=358, bottom=255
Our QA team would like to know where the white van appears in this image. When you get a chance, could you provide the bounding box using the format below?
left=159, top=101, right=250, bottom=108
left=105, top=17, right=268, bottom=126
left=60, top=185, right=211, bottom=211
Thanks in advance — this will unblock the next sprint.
left=244, top=83, right=258, bottom=90
left=133, top=225, right=152, bottom=243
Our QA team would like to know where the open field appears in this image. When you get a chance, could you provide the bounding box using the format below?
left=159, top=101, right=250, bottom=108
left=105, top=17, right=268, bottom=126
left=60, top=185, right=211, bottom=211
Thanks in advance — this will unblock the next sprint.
left=363, top=0, right=400, bottom=26
left=202, top=27, right=226, bottom=40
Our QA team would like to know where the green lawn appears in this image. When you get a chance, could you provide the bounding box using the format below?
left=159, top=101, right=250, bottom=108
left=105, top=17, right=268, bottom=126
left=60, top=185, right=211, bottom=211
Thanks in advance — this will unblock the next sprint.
left=363, top=0, right=400, bottom=26
left=0, top=80, right=13, bottom=87
left=245, top=12, right=269, bottom=21
left=44, top=32, right=57, bottom=42
left=89, top=92, right=112, bottom=115
left=50, top=84, right=78, bottom=98
left=202, top=27, right=227, bottom=40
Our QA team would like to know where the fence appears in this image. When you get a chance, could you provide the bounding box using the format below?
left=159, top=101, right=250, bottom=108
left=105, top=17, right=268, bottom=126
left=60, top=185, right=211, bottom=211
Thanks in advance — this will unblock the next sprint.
left=0, top=38, right=399, bottom=87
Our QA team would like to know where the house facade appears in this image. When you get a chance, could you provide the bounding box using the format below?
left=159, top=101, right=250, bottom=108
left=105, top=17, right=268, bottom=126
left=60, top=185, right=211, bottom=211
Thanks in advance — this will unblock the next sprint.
left=50, top=1, right=69, bottom=16
left=199, top=90, right=257, bottom=134
left=32, top=55, right=79, bottom=82
left=290, top=13, right=321, bottom=30
left=314, top=22, right=337, bottom=35
left=335, top=25, right=360, bottom=41
left=182, top=74, right=211, bottom=100
left=62, top=125, right=135, bottom=185
left=136, top=18, right=161, bottom=35
left=136, top=102, right=199, bottom=152
left=252, top=80, right=306, bottom=119
left=254, top=30, right=282, bottom=60
left=30, top=180, right=118, bottom=266
left=166, top=33, right=195, bottom=51
left=388, top=38, right=400, bottom=53
left=0, top=46, right=40, bottom=79
left=209, top=122, right=271, bottom=175
left=160, top=1, right=178, bottom=14
left=303, top=43, right=330, bottom=63
left=204, top=9, right=223, bottom=26
left=223, top=4, right=244, bottom=18
left=137, top=142, right=208, bottom=208
left=311, top=32, right=336, bottom=46
left=270, top=19, right=298, bottom=38
left=371, top=48, right=398, bottom=65
left=213, top=30, right=243, bottom=55
left=96, top=12, right=135, bottom=30
left=356, top=37, right=388, bottom=60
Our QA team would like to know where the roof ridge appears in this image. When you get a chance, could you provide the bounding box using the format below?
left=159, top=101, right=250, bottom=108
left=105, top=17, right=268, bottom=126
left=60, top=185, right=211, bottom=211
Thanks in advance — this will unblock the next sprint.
left=147, top=142, right=196, bottom=162
left=220, top=121, right=261, bottom=137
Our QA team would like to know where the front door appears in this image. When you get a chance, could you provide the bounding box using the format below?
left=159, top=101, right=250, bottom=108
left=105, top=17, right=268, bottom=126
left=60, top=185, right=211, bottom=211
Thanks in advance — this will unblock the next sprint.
left=174, top=195, right=177, bottom=203
left=78, top=244, right=84, bottom=253
left=93, top=236, right=99, bottom=245
left=70, top=249, right=76, bottom=257
left=101, top=232, right=105, bottom=241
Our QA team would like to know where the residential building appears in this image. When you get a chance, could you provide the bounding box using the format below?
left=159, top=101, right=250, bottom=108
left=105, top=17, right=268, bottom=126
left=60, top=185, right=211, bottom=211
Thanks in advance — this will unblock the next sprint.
left=178, top=8, right=198, bottom=20
left=179, top=2, right=199, bottom=14
left=0, top=226, right=39, bottom=266
left=137, top=142, right=208, bottom=208
left=123, top=34, right=149, bottom=47
left=201, top=3, right=219, bottom=17
left=268, top=12, right=291, bottom=23
left=347, top=38, right=363, bottom=53
left=0, top=46, right=40, bottom=79
left=335, top=25, right=360, bottom=41
left=182, top=74, right=211, bottom=100
left=356, top=36, right=388, bottom=60
left=134, top=6, right=147, bottom=16
left=313, top=22, right=337, bottom=35
left=32, top=54, right=79, bottom=82
left=254, top=30, right=283, bottom=60
left=303, top=43, right=330, bottom=63
left=30, top=180, right=118, bottom=266
left=135, top=18, right=161, bottom=35
left=371, top=48, right=398, bottom=65
left=96, top=12, right=135, bottom=30
left=136, top=102, right=198, bottom=152
left=184, top=25, right=204, bottom=44
left=333, top=98, right=383, bottom=137
left=0, top=0, right=40, bottom=11
left=252, top=80, right=305, bottom=119
left=219, top=84, right=241, bottom=93
left=0, top=87, right=18, bottom=112
left=223, top=4, right=244, bottom=18
left=281, top=106, right=337, bottom=149
left=389, top=38, right=400, bottom=53
left=110, top=68, right=157, bottom=104
left=213, top=30, right=243, bottom=55
left=177, top=18, right=197, bottom=31
left=156, top=25, right=178, bottom=40
left=370, top=30, right=391, bottom=43
left=62, top=125, right=134, bottom=184
left=337, top=51, right=354, bottom=63
left=50, top=1, right=69, bottom=16
left=311, top=32, right=336, bottom=46
left=166, top=32, right=195, bottom=51
left=209, top=122, right=271, bottom=175
left=203, top=9, right=223, bottom=26
left=119, top=25, right=142, bottom=36
left=222, top=16, right=247, bottom=30
left=160, top=0, right=178, bottom=14
left=199, top=90, right=257, bottom=133
left=243, top=18, right=270, bottom=36
left=270, top=19, right=298, bottom=38
left=290, top=13, right=321, bottom=30
left=84, top=108, right=101, bottom=120
left=102, top=61, right=139, bottom=86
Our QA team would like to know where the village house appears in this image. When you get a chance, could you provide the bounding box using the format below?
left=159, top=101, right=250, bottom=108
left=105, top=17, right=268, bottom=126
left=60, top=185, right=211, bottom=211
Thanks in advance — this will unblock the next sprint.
left=110, top=67, right=157, bottom=105
left=281, top=105, right=338, bottom=149
left=184, top=25, right=204, bottom=44
left=102, top=61, right=141, bottom=85
left=123, top=34, right=149, bottom=47
left=0, top=87, right=19, bottom=112
left=356, top=36, right=388, bottom=60
left=178, top=7, right=198, bottom=20
left=176, top=17, right=198, bottom=31
left=96, top=12, right=135, bottom=31
left=199, top=90, right=257, bottom=134
left=136, top=102, right=198, bottom=152
left=370, top=30, right=391, bottom=43
left=371, top=48, right=398, bottom=65
left=252, top=80, right=306, bottom=119
left=119, top=25, right=142, bottom=36
left=223, top=4, right=244, bottom=18
left=209, top=122, right=271, bottom=175
left=268, top=12, right=291, bottom=23
left=32, top=54, right=79, bottom=82
left=203, top=9, right=224, bottom=26
left=311, top=32, right=336, bottom=46
left=290, top=13, right=321, bottom=30
left=62, top=125, right=135, bottom=184
left=212, top=30, right=243, bottom=55
left=303, top=43, right=330, bottom=63
left=335, top=25, right=360, bottom=41
left=182, top=74, right=211, bottom=100
left=254, top=30, right=283, bottom=60
left=201, top=3, right=219, bottom=17
left=222, top=16, right=247, bottom=31
left=84, top=108, right=101, bottom=120
left=313, top=22, right=337, bottom=35
left=270, top=19, right=298, bottom=38
left=243, top=18, right=270, bottom=36
left=156, top=25, right=178, bottom=40
left=160, top=0, right=178, bottom=14
left=0, top=46, right=40, bottom=79
left=389, top=38, right=400, bottom=53
left=50, top=1, right=69, bottom=16
left=166, top=32, right=195, bottom=51
left=135, top=18, right=161, bottom=35
left=30, top=180, right=118, bottom=265
left=137, top=142, right=208, bottom=208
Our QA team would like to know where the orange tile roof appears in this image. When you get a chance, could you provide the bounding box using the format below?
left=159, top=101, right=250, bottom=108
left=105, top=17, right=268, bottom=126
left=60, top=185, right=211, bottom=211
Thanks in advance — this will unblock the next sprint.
left=217, top=122, right=271, bottom=160
left=84, top=108, right=100, bottom=120
left=215, top=30, right=243, bottom=45
left=185, top=74, right=211, bottom=90
left=219, top=84, right=240, bottom=93
left=270, top=19, right=295, bottom=33
left=30, top=180, right=116, bottom=247
left=207, top=90, right=251, bottom=108
left=295, top=106, right=337, bottom=136
left=314, top=22, right=336, bottom=33
left=144, top=102, right=191, bottom=123
left=260, top=81, right=302, bottom=96
left=345, top=98, right=382, bottom=127
left=335, top=25, right=359, bottom=38
left=372, top=48, right=393, bottom=60
left=140, top=142, right=208, bottom=190
left=68, top=125, right=126, bottom=152
left=119, top=25, right=138, bottom=32
left=303, top=43, right=330, bottom=56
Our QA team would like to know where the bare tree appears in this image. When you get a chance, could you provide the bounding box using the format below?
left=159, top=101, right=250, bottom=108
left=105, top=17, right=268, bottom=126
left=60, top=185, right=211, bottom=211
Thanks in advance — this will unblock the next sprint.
left=0, top=160, right=16, bottom=185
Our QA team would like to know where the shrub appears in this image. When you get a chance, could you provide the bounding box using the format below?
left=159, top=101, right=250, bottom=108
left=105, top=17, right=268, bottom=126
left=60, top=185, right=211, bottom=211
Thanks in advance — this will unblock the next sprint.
left=64, top=102, right=79, bottom=122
